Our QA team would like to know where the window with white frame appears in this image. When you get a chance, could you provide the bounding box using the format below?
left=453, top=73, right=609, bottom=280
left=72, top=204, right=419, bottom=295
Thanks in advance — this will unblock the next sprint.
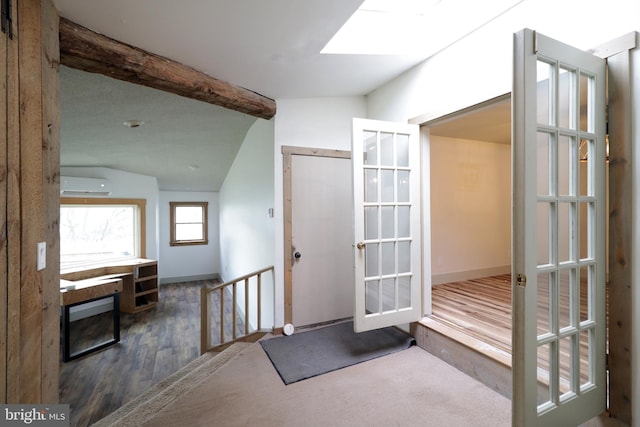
left=60, top=198, right=146, bottom=269
left=169, top=201, right=208, bottom=246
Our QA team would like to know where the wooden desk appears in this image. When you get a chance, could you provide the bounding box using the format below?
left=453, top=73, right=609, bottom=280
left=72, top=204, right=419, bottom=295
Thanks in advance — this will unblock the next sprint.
left=61, top=258, right=159, bottom=313
left=60, top=277, right=123, bottom=362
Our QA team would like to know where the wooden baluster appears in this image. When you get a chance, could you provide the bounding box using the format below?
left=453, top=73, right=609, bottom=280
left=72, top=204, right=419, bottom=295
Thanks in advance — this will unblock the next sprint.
left=200, top=266, right=273, bottom=352
left=257, top=273, right=262, bottom=331
left=219, top=287, right=224, bottom=344
left=232, top=283, right=237, bottom=340
left=244, top=278, right=250, bottom=335
left=200, top=287, right=209, bottom=354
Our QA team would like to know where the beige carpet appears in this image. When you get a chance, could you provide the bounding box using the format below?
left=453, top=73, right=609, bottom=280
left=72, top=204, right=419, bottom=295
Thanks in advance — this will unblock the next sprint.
left=137, top=342, right=511, bottom=427
left=92, top=343, right=251, bottom=427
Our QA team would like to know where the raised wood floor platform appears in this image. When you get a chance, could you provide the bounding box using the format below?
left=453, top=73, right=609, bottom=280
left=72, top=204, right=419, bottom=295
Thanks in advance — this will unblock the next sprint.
left=418, top=273, right=596, bottom=399
left=414, top=275, right=513, bottom=397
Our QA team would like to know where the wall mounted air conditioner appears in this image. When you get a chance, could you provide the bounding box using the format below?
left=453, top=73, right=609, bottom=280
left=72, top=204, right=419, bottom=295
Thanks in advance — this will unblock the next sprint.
left=60, top=176, right=112, bottom=196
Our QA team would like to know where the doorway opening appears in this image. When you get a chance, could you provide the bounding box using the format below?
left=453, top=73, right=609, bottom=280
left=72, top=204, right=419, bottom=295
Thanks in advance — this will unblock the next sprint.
left=282, top=147, right=354, bottom=329
left=426, top=95, right=513, bottom=355
left=423, top=92, right=609, bottom=398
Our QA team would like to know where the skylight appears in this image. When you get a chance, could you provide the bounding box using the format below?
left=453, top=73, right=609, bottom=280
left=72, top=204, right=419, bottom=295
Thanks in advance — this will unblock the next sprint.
left=322, top=0, right=523, bottom=56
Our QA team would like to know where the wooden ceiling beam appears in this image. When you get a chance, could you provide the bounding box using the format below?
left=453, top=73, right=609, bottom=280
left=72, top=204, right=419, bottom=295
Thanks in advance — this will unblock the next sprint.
left=59, top=18, right=276, bottom=120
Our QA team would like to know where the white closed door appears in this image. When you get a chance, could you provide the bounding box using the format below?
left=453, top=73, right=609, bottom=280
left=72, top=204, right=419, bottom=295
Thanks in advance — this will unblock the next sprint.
left=512, top=29, right=607, bottom=426
left=291, top=154, right=353, bottom=327
left=352, top=118, right=422, bottom=333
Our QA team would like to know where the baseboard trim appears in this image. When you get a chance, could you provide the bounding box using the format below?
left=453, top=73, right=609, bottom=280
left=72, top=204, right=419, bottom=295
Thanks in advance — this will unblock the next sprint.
left=432, top=265, right=510, bottom=285
left=160, top=273, right=221, bottom=285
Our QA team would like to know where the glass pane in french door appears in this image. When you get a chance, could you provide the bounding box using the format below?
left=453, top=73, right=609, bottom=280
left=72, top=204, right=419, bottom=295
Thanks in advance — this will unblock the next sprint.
left=363, top=130, right=412, bottom=316
left=535, top=58, right=598, bottom=410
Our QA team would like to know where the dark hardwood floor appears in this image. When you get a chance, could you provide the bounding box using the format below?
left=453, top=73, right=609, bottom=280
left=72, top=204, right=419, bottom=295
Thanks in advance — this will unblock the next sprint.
left=59, top=279, right=234, bottom=427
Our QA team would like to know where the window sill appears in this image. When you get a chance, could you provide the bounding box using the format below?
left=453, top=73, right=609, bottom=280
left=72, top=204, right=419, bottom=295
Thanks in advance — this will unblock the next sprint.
left=169, top=240, right=209, bottom=247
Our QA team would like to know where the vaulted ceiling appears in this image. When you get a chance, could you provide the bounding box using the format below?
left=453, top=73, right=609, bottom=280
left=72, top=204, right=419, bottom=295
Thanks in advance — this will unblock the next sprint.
left=55, top=0, right=440, bottom=191
left=53, top=1, right=637, bottom=191
left=52, top=1, right=531, bottom=191
left=53, top=0, right=428, bottom=100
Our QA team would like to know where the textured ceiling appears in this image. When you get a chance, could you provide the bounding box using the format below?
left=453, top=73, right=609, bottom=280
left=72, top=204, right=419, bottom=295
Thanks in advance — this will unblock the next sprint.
left=60, top=66, right=257, bottom=191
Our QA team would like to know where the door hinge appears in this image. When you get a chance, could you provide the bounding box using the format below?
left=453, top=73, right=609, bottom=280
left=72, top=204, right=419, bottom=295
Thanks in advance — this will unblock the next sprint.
left=516, top=273, right=527, bottom=287
left=1, top=0, right=13, bottom=39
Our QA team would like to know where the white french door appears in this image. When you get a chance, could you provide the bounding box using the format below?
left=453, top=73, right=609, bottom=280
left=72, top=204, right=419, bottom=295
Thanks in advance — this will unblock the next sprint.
left=512, top=29, right=607, bottom=426
left=352, top=118, right=422, bottom=333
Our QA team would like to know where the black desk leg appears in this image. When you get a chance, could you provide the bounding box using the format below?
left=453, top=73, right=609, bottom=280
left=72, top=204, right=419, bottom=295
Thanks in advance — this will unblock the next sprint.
left=61, top=293, right=121, bottom=362
left=62, top=304, right=71, bottom=363
left=113, top=293, right=120, bottom=343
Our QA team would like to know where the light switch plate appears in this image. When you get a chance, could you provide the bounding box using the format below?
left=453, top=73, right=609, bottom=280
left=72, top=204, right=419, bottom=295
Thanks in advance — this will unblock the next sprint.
left=37, top=242, right=46, bottom=271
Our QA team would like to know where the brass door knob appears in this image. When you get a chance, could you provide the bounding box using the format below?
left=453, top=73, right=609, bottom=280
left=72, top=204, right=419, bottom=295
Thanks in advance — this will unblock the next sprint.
left=356, top=242, right=365, bottom=250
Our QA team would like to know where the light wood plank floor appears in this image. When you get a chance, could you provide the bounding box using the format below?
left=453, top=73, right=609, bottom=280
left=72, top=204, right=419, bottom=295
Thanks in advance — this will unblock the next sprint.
left=431, top=274, right=512, bottom=353
left=431, top=274, right=597, bottom=392
left=59, top=279, right=244, bottom=427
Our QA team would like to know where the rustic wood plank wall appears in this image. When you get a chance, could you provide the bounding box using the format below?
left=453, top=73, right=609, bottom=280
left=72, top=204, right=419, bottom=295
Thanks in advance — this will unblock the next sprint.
left=41, top=0, right=60, bottom=404
left=18, top=0, right=46, bottom=403
left=2, top=0, right=59, bottom=403
left=607, top=47, right=632, bottom=424
left=591, top=31, right=638, bottom=425
left=5, top=0, right=21, bottom=403
left=0, top=0, right=8, bottom=405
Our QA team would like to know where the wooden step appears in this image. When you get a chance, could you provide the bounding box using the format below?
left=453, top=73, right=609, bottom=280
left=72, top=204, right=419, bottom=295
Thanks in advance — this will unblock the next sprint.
left=412, top=317, right=512, bottom=399
left=92, top=342, right=251, bottom=427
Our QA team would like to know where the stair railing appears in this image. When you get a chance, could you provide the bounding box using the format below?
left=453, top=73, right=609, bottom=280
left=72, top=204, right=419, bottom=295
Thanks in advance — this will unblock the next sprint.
left=200, top=265, right=274, bottom=354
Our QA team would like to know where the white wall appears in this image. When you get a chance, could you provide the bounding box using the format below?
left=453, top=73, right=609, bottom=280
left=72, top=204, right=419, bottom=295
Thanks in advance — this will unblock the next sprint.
left=60, top=166, right=160, bottom=260
left=365, top=0, right=640, bottom=288
left=219, top=118, right=275, bottom=281
left=219, top=118, right=275, bottom=328
left=367, top=0, right=639, bottom=123
left=273, top=97, right=367, bottom=326
left=158, top=191, right=220, bottom=283
left=430, top=136, right=511, bottom=284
